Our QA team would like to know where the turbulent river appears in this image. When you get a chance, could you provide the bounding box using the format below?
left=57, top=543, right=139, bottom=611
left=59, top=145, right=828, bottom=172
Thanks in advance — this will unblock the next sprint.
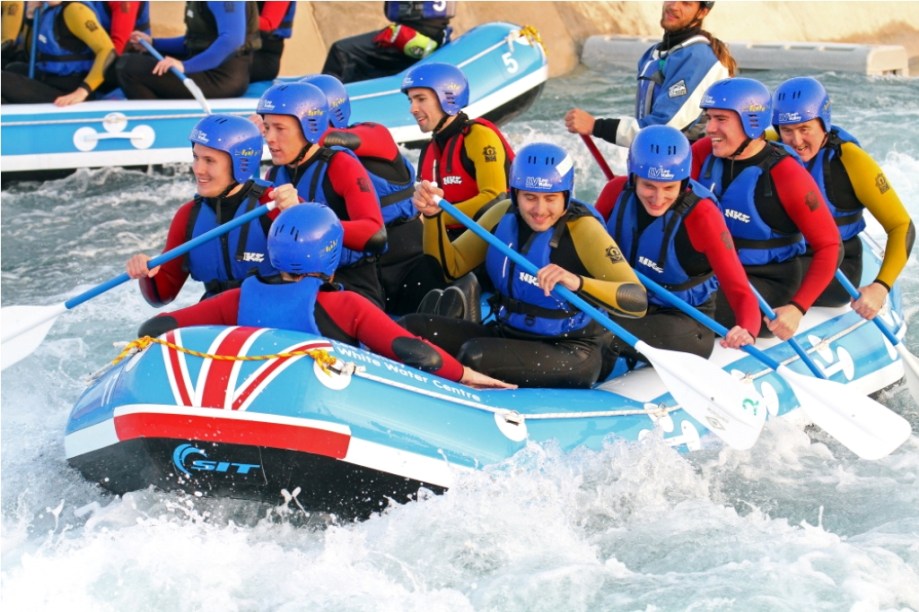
left=2, top=64, right=918, bottom=610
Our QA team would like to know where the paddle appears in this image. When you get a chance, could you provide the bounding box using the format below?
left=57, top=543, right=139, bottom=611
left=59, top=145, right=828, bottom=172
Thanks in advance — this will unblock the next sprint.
left=1, top=200, right=277, bottom=371
left=432, top=194, right=766, bottom=451
left=580, top=134, right=615, bottom=181
left=27, top=3, right=41, bottom=79
left=634, top=271, right=912, bottom=460
left=834, top=269, right=919, bottom=406
left=137, top=38, right=212, bottom=115
left=751, top=287, right=826, bottom=378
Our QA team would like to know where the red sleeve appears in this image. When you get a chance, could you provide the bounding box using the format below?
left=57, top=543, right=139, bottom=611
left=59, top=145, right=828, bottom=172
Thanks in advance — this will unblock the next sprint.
left=139, top=200, right=195, bottom=306
left=318, top=291, right=465, bottom=382
left=257, top=1, right=291, bottom=32
left=325, top=153, right=385, bottom=251
left=165, top=289, right=241, bottom=328
left=690, top=137, right=714, bottom=181
left=257, top=186, right=284, bottom=221
left=684, top=200, right=762, bottom=337
left=770, top=157, right=841, bottom=311
left=594, top=176, right=628, bottom=221
left=106, top=2, right=141, bottom=54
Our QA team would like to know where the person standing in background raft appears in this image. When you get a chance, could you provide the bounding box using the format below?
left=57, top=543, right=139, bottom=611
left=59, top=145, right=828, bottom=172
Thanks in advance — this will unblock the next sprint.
left=125, top=114, right=299, bottom=306
left=771, top=76, right=915, bottom=319
left=596, top=125, right=760, bottom=365
left=0, top=1, right=116, bottom=105
left=321, top=1, right=454, bottom=84
left=115, top=0, right=260, bottom=100
left=250, top=1, right=295, bottom=82
left=564, top=1, right=734, bottom=147
left=692, top=77, right=840, bottom=340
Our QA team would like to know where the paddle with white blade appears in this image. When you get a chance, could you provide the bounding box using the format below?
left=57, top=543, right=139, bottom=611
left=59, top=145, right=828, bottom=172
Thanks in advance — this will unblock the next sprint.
left=138, top=39, right=212, bottom=115
left=834, top=269, right=919, bottom=406
left=635, top=271, right=912, bottom=460
left=432, top=195, right=766, bottom=451
left=1, top=201, right=277, bottom=371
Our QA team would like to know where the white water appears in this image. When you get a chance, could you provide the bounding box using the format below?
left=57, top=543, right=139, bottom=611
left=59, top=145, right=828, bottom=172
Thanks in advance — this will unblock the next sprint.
left=2, top=68, right=918, bottom=610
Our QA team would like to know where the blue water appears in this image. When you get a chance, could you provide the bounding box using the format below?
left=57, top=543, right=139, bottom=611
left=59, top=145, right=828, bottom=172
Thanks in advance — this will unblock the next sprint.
left=2, top=65, right=919, bottom=610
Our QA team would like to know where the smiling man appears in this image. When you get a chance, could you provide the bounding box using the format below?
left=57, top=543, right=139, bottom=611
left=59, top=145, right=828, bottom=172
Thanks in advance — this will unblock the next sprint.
left=565, top=1, right=735, bottom=147
left=691, top=77, right=840, bottom=340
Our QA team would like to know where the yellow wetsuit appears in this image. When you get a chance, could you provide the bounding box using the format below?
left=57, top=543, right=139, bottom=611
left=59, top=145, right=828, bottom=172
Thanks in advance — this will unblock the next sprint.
left=1, top=1, right=23, bottom=46
left=422, top=198, right=648, bottom=319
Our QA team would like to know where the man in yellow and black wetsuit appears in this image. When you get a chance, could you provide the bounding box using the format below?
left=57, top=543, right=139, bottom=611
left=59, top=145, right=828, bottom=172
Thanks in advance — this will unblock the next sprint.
left=1, top=0, right=115, bottom=105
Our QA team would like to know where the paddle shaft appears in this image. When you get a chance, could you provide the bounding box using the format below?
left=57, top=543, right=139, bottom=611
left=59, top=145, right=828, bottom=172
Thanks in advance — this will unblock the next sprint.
left=834, top=269, right=901, bottom=346
left=750, top=287, right=825, bottom=377
left=138, top=38, right=212, bottom=114
left=3, top=201, right=275, bottom=343
left=580, top=134, right=615, bottom=181
left=27, top=3, right=41, bottom=78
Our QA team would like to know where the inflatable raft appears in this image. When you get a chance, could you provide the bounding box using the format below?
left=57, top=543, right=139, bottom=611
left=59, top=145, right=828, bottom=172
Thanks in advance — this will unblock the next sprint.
left=1, top=22, right=547, bottom=178
left=64, top=238, right=913, bottom=520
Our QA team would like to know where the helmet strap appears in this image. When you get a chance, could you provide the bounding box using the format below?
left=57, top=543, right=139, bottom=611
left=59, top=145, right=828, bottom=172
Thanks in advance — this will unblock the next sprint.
left=728, top=137, right=752, bottom=159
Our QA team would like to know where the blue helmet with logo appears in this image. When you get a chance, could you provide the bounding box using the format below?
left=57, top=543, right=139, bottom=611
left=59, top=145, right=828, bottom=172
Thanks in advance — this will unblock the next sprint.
left=400, top=62, right=469, bottom=116
left=300, top=74, right=351, bottom=129
left=772, top=76, right=831, bottom=132
left=509, top=142, right=575, bottom=201
left=268, top=203, right=343, bottom=278
left=628, top=125, right=692, bottom=182
left=700, top=77, right=772, bottom=139
left=257, top=82, right=330, bottom=145
left=188, top=114, right=263, bottom=183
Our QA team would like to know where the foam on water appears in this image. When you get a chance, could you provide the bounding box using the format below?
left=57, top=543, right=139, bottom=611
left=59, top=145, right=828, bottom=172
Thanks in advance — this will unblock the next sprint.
left=2, top=66, right=918, bottom=610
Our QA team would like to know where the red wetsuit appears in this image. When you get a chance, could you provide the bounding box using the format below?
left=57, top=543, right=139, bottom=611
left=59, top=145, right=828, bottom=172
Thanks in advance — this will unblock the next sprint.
left=691, top=137, right=840, bottom=313
left=102, top=2, right=145, bottom=54
left=596, top=176, right=761, bottom=337
left=138, top=185, right=282, bottom=307
left=149, top=286, right=465, bottom=382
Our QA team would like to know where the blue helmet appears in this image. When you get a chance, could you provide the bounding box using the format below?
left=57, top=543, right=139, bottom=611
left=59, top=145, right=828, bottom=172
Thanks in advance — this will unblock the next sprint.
left=628, top=125, right=692, bottom=182
left=400, top=62, right=469, bottom=116
left=188, top=114, right=263, bottom=183
left=257, top=82, right=329, bottom=145
left=300, top=74, right=351, bottom=129
left=772, top=76, right=831, bottom=132
left=509, top=142, right=575, bottom=200
left=268, top=203, right=344, bottom=278
left=700, top=77, right=772, bottom=139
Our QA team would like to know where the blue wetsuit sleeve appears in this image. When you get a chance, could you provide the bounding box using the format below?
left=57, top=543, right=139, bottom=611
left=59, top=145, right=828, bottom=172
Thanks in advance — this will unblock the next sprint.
left=638, top=42, right=726, bottom=130
left=181, top=1, right=246, bottom=74
left=154, top=36, right=186, bottom=57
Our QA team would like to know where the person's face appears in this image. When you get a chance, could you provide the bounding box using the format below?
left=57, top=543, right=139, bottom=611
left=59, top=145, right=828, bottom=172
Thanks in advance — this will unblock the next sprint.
left=704, top=109, right=748, bottom=158
left=191, top=143, right=235, bottom=198
left=516, top=190, right=566, bottom=232
left=778, top=118, right=827, bottom=163
left=406, top=87, right=446, bottom=133
left=660, top=1, right=709, bottom=32
left=635, top=177, right=682, bottom=216
left=261, top=114, right=307, bottom=165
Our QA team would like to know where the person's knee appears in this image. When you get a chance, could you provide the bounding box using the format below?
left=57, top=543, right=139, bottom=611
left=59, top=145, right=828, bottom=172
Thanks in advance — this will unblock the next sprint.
left=137, top=315, right=178, bottom=338
left=456, top=340, right=485, bottom=369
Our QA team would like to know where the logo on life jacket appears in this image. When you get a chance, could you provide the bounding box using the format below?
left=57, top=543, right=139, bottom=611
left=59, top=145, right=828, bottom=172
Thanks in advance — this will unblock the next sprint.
left=638, top=255, right=664, bottom=274
left=518, top=271, right=540, bottom=286
left=442, top=175, right=463, bottom=185
left=241, top=252, right=266, bottom=263
left=724, top=209, right=751, bottom=223
left=668, top=80, right=688, bottom=98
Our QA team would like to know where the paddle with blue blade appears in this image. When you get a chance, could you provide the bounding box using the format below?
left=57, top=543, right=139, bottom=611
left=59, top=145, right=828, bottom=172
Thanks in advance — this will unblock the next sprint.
left=137, top=38, right=212, bottom=115
left=635, top=271, right=911, bottom=459
left=1, top=201, right=277, bottom=371
left=432, top=194, right=766, bottom=451
left=834, top=269, right=919, bottom=406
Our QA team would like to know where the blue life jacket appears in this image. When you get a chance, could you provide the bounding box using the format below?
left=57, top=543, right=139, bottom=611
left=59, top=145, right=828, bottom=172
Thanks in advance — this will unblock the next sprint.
left=700, top=142, right=805, bottom=266
left=238, top=275, right=322, bottom=335
left=369, top=156, right=417, bottom=225
left=184, top=181, right=275, bottom=297
left=270, top=147, right=381, bottom=268
left=485, top=203, right=594, bottom=336
left=609, top=180, right=719, bottom=307
left=805, top=126, right=866, bottom=241
left=88, top=1, right=151, bottom=34
left=385, top=1, right=456, bottom=21
left=257, top=1, right=295, bottom=39
left=35, top=4, right=93, bottom=76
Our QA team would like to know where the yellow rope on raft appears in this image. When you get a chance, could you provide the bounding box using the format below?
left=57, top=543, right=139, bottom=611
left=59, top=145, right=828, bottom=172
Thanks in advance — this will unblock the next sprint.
left=518, top=25, right=544, bottom=51
left=111, top=335, right=339, bottom=373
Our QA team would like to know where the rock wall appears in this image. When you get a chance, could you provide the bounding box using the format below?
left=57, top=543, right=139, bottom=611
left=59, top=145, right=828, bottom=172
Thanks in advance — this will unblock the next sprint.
left=149, top=2, right=919, bottom=78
